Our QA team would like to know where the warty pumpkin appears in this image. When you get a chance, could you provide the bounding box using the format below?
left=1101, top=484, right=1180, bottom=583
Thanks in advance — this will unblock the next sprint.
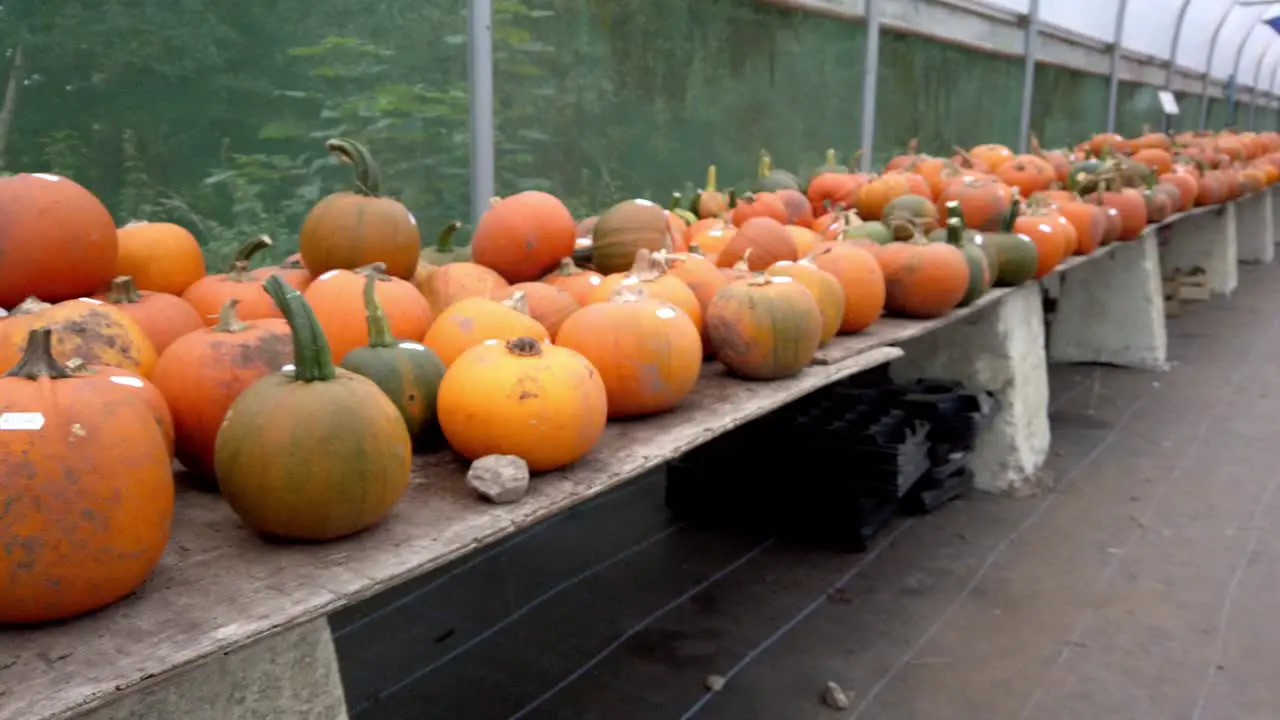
left=95, top=276, right=205, bottom=355
left=0, top=296, right=158, bottom=376
left=506, top=281, right=580, bottom=338
left=471, top=191, right=576, bottom=282
left=0, top=328, right=174, bottom=624
left=765, top=259, right=846, bottom=344
left=716, top=216, right=798, bottom=271
left=591, top=198, right=677, bottom=275
left=115, top=220, right=207, bottom=296
left=0, top=173, right=118, bottom=309
left=298, top=138, right=421, bottom=280
left=304, top=263, right=432, bottom=364
left=542, top=257, right=605, bottom=306
left=423, top=291, right=550, bottom=367
left=182, top=235, right=283, bottom=326
left=876, top=223, right=970, bottom=319
left=65, top=358, right=175, bottom=458
left=216, top=276, right=412, bottom=541
left=438, top=336, right=608, bottom=471
left=706, top=273, right=823, bottom=380
left=556, top=286, right=702, bottom=418
left=338, top=273, right=446, bottom=445
left=807, top=243, right=887, bottom=333
left=151, top=299, right=293, bottom=482
left=587, top=249, right=703, bottom=333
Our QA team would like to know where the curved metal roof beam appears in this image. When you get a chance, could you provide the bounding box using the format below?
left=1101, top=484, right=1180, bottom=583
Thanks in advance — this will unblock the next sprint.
left=1201, top=2, right=1279, bottom=128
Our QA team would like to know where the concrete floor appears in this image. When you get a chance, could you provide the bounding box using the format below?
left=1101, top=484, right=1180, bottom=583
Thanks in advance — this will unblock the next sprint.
left=340, top=262, right=1280, bottom=720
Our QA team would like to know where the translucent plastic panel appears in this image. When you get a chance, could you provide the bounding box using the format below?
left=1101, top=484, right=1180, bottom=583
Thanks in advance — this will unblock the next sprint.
left=1120, top=1, right=1183, bottom=59
left=1209, top=6, right=1278, bottom=79
left=1029, top=64, right=1108, bottom=147
left=1175, top=0, right=1233, bottom=73
left=1041, top=0, right=1119, bottom=43
left=0, top=0, right=469, bottom=268
left=493, top=0, right=866, bottom=217
left=971, top=0, right=1029, bottom=13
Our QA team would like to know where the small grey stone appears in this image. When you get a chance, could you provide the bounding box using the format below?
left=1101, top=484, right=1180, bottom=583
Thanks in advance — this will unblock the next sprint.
left=822, top=681, right=851, bottom=710
left=466, top=455, right=530, bottom=504
left=705, top=674, right=726, bottom=692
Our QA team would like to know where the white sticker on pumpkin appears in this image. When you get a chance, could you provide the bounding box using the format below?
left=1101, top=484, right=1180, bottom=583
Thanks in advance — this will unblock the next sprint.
left=0, top=412, right=45, bottom=431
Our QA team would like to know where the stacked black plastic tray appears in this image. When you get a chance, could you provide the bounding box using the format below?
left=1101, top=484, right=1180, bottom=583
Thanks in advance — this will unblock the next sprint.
left=665, top=376, right=998, bottom=552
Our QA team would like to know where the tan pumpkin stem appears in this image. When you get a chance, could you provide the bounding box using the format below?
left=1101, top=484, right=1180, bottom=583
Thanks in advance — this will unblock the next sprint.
left=611, top=285, right=648, bottom=303
left=627, top=248, right=667, bottom=282
left=906, top=138, right=919, bottom=155
left=549, top=257, right=583, bottom=277
left=105, top=276, right=143, bottom=304
left=213, top=299, right=249, bottom=333
left=849, top=149, right=865, bottom=166
left=505, top=336, right=543, bottom=357
left=757, top=150, right=772, bottom=179
left=746, top=273, right=774, bottom=287
left=228, top=235, right=273, bottom=277
left=704, top=165, right=718, bottom=193
left=11, top=296, right=51, bottom=316
left=4, top=328, right=71, bottom=379
left=732, top=248, right=753, bottom=272
left=824, top=148, right=838, bottom=167
left=64, top=357, right=90, bottom=374
left=325, top=137, right=383, bottom=197
left=362, top=271, right=396, bottom=348
left=502, top=290, right=530, bottom=315
left=355, top=261, right=389, bottom=278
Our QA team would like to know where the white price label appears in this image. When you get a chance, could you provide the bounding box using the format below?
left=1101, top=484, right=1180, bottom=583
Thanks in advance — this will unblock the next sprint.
left=0, top=412, right=45, bottom=431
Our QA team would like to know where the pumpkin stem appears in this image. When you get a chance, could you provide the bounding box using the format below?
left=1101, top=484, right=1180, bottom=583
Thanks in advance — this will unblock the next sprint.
left=502, top=290, right=530, bottom=315
left=824, top=148, right=838, bottom=168
left=702, top=164, right=719, bottom=194
left=945, top=217, right=966, bottom=248
left=4, top=328, right=72, bottom=379
left=105, top=276, right=143, bottom=304
left=906, top=138, right=919, bottom=156
left=325, top=137, right=383, bottom=197
left=627, top=248, right=667, bottom=281
left=505, top=336, right=543, bottom=357
left=432, top=222, right=463, bottom=253
left=262, top=274, right=336, bottom=383
left=746, top=273, right=774, bottom=287
left=688, top=242, right=703, bottom=256
left=213, top=299, right=250, bottom=333
left=228, top=235, right=273, bottom=276
left=727, top=188, right=738, bottom=209
left=1002, top=191, right=1022, bottom=233
left=549, top=256, right=583, bottom=277
left=943, top=200, right=963, bottom=223
left=279, top=254, right=307, bottom=270
left=361, top=271, right=396, bottom=349
left=1029, top=133, right=1043, bottom=156
left=11, top=296, right=51, bottom=316
left=611, top=285, right=648, bottom=303
left=757, top=150, right=772, bottom=179
left=732, top=248, right=753, bottom=272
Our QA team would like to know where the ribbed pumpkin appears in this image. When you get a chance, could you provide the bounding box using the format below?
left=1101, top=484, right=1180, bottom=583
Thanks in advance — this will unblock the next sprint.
left=556, top=286, right=702, bottom=418
left=0, top=328, right=173, bottom=625
left=65, top=358, right=175, bottom=458
left=304, top=264, right=432, bottom=364
left=506, top=282, right=580, bottom=338
left=0, top=297, right=158, bottom=377
left=0, top=173, right=118, bottom=310
left=542, top=257, right=605, bottom=306
left=338, top=273, right=446, bottom=444
left=587, top=249, right=703, bottom=333
left=216, top=276, right=412, bottom=541
left=438, top=336, right=608, bottom=472
left=423, top=292, right=549, bottom=367
left=251, top=253, right=314, bottom=293
left=706, top=274, right=823, bottom=380
left=876, top=224, right=970, bottom=319
left=298, top=138, right=421, bottom=280
left=591, top=199, right=676, bottom=275
left=716, top=217, right=799, bottom=271
left=182, top=235, right=282, bottom=325
left=115, top=221, right=207, bottom=296
left=95, top=276, right=205, bottom=355
left=151, top=300, right=293, bottom=481
left=808, top=244, right=887, bottom=333
left=765, top=260, right=845, bottom=344
left=472, top=191, right=576, bottom=282
left=416, top=260, right=510, bottom=316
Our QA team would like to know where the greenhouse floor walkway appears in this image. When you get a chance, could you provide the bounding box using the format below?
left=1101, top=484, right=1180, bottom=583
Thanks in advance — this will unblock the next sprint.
left=353, top=263, right=1280, bottom=720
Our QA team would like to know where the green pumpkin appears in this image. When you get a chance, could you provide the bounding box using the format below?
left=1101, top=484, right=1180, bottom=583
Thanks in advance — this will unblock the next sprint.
left=751, top=150, right=802, bottom=192
left=667, top=192, right=698, bottom=226
left=934, top=201, right=998, bottom=271
left=882, top=194, right=940, bottom=239
left=420, top=221, right=470, bottom=266
left=982, top=198, right=1039, bottom=287
left=944, top=217, right=990, bottom=307
left=340, top=272, right=447, bottom=444
left=842, top=221, right=894, bottom=245
left=812, top=148, right=849, bottom=176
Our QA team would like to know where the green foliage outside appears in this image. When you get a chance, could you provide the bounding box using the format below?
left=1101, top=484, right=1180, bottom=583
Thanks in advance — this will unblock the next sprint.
left=0, top=0, right=1272, bottom=271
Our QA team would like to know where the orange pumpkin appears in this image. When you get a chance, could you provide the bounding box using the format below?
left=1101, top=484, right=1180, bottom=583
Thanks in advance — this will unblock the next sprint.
left=656, top=250, right=727, bottom=354
left=473, top=191, right=577, bottom=282
left=542, top=257, right=605, bottom=306
left=252, top=253, right=314, bottom=293
left=969, top=143, right=1015, bottom=170
left=808, top=243, right=887, bottom=333
left=936, top=176, right=1012, bottom=232
left=305, top=264, right=433, bottom=364
left=706, top=274, right=823, bottom=380
left=716, top=217, right=799, bottom=271
left=774, top=188, right=815, bottom=226
left=691, top=165, right=730, bottom=218
left=151, top=300, right=293, bottom=480
left=1012, top=211, right=1069, bottom=277
left=765, top=259, right=846, bottom=344
left=298, top=138, right=421, bottom=280
left=0, top=296, right=158, bottom=376
left=506, top=282, right=580, bottom=338
left=876, top=227, right=970, bottom=319
left=590, top=198, right=676, bottom=275
left=423, top=292, right=549, bottom=367
left=1131, top=148, right=1173, bottom=176
left=182, top=235, right=283, bottom=326
left=1055, top=200, right=1107, bottom=256
left=689, top=221, right=737, bottom=257
left=416, top=260, right=510, bottom=316
left=731, top=192, right=789, bottom=225
left=115, top=221, right=207, bottom=296
left=65, top=358, right=175, bottom=458
left=94, top=276, right=204, bottom=356
left=785, top=224, right=823, bottom=257
left=587, top=249, right=703, bottom=333
left=807, top=172, right=865, bottom=217
left=556, top=286, right=702, bottom=418
left=0, top=173, right=118, bottom=310
left=857, top=174, right=911, bottom=220
left=995, top=155, right=1056, bottom=196
left=438, top=336, right=608, bottom=472
left=0, top=328, right=174, bottom=624
left=1085, top=187, right=1147, bottom=240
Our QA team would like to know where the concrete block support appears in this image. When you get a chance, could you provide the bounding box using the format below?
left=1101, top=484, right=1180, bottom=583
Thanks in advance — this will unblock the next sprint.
left=1160, top=204, right=1238, bottom=296
left=1236, top=192, right=1274, bottom=264
left=79, top=619, right=349, bottom=720
left=1047, top=235, right=1167, bottom=371
left=890, top=285, right=1050, bottom=494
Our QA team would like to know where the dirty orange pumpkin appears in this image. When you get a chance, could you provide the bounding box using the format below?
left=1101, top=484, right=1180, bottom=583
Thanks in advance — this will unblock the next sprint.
left=65, top=358, right=175, bottom=458
left=95, top=276, right=205, bottom=356
left=765, top=259, right=846, bottom=344
left=252, top=253, right=314, bottom=293
left=716, top=217, right=799, bottom=271
left=731, top=192, right=789, bottom=226
left=182, top=235, right=283, bottom=326
left=706, top=274, right=824, bottom=380
left=423, top=292, right=550, bottom=367
left=304, top=264, right=432, bottom=364
left=587, top=249, right=704, bottom=333
left=542, top=257, right=605, bottom=306
left=876, top=228, right=970, bottom=319
left=808, top=244, right=887, bottom=333
left=506, top=282, right=580, bottom=339
left=0, top=296, right=158, bottom=377
left=416, top=261, right=510, bottom=316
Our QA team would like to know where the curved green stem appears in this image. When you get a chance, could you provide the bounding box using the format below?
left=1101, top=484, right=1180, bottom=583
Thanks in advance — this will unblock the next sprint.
left=824, top=148, right=837, bottom=167
left=433, top=222, right=463, bottom=252
left=362, top=272, right=396, bottom=348
left=325, top=137, right=383, bottom=197
left=945, top=217, right=965, bottom=248
left=1001, top=194, right=1021, bottom=233
left=263, top=274, right=335, bottom=382
left=106, top=276, right=143, bottom=304
left=944, top=200, right=963, bottom=222
left=228, top=235, right=273, bottom=278
left=727, top=188, right=738, bottom=209
left=757, top=150, right=772, bottom=179
left=5, top=328, right=71, bottom=379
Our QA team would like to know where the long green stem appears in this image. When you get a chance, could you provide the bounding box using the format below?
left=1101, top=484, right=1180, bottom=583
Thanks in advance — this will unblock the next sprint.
left=5, top=328, right=71, bottom=379
left=228, top=235, right=273, bottom=278
left=262, top=274, right=335, bottom=382
left=362, top=272, right=396, bottom=348
left=945, top=217, right=965, bottom=248
left=433, top=222, right=462, bottom=252
left=326, top=137, right=383, bottom=197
